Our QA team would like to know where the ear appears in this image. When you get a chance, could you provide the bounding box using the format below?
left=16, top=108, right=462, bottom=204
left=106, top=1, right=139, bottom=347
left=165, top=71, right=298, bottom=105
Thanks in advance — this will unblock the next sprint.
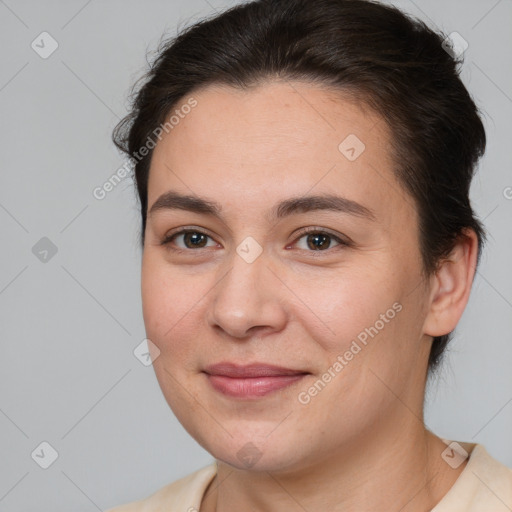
left=423, top=229, right=479, bottom=337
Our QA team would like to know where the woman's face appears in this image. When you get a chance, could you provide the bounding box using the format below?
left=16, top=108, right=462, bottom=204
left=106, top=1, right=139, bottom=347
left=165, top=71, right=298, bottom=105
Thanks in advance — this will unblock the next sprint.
left=141, top=81, right=434, bottom=472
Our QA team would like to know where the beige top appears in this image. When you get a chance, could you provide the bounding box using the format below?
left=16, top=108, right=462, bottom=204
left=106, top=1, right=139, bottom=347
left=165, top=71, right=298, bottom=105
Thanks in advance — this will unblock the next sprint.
left=106, top=443, right=512, bottom=511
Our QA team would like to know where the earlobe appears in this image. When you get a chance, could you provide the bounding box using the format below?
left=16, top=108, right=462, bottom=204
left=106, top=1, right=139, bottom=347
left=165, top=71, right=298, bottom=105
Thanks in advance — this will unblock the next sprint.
left=423, top=229, right=479, bottom=338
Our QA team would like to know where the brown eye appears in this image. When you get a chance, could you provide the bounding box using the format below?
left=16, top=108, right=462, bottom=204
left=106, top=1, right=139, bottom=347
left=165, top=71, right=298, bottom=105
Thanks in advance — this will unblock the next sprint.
left=305, top=233, right=334, bottom=250
left=293, top=229, right=347, bottom=252
left=161, top=230, right=217, bottom=250
left=181, top=232, right=209, bottom=248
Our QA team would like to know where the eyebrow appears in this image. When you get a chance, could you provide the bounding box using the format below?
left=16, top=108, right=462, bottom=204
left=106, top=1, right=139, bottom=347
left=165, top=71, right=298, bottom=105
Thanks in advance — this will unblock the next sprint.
left=148, top=191, right=376, bottom=223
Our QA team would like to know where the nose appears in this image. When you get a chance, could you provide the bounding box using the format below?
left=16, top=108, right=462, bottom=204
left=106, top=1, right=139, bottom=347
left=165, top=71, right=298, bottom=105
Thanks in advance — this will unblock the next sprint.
left=207, top=248, right=288, bottom=340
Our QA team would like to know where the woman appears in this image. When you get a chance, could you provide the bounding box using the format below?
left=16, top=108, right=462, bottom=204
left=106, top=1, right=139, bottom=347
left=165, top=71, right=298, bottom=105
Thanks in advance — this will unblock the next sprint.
left=107, top=0, right=512, bottom=510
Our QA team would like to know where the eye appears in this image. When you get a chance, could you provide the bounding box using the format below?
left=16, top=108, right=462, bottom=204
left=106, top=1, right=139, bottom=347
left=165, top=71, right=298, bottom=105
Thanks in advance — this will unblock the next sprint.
left=161, top=229, right=218, bottom=250
left=160, top=227, right=351, bottom=253
left=291, top=228, right=349, bottom=252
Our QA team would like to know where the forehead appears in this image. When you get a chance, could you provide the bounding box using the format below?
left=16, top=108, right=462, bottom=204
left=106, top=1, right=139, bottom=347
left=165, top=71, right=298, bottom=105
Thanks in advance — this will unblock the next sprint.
left=148, top=80, right=415, bottom=229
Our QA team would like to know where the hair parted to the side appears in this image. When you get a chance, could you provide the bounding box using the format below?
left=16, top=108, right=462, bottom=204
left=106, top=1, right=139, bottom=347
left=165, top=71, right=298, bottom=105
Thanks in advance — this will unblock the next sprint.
left=112, top=0, right=487, bottom=374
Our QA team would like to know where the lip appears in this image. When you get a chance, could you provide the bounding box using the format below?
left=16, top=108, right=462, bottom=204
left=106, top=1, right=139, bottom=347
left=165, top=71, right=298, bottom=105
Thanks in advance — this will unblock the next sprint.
left=203, top=362, right=309, bottom=398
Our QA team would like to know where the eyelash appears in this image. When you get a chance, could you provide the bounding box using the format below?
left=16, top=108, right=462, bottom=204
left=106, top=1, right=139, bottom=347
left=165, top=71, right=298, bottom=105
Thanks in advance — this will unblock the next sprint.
left=160, top=226, right=351, bottom=254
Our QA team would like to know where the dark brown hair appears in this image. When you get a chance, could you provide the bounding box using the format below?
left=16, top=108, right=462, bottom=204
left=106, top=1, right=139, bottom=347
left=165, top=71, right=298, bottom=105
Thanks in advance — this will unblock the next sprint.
left=112, top=0, right=487, bottom=374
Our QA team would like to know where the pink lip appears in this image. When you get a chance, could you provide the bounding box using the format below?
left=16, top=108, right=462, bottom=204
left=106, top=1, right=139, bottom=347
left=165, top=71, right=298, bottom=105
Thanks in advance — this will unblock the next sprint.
left=203, top=362, right=309, bottom=398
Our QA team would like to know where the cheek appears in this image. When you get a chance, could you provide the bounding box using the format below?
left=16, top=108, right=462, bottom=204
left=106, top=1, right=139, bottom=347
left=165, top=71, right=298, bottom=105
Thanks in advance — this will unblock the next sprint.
left=141, top=255, right=187, bottom=349
left=140, top=253, right=214, bottom=361
left=292, top=264, right=401, bottom=355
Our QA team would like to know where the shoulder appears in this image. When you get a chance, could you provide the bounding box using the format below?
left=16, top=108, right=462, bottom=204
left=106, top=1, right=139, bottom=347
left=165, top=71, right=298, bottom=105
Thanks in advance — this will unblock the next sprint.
left=434, top=442, right=512, bottom=511
left=105, top=463, right=217, bottom=512
left=469, top=444, right=512, bottom=505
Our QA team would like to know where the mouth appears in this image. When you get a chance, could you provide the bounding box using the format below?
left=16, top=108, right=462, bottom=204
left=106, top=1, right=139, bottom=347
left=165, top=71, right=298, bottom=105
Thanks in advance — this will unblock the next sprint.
left=203, top=362, right=310, bottom=399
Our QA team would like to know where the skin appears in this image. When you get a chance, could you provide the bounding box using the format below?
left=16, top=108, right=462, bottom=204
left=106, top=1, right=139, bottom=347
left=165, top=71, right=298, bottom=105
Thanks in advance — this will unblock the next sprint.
left=141, top=80, right=478, bottom=512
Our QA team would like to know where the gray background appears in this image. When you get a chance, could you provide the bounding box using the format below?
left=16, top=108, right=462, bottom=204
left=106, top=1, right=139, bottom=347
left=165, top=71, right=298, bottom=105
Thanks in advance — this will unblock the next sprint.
left=0, top=0, right=510, bottom=510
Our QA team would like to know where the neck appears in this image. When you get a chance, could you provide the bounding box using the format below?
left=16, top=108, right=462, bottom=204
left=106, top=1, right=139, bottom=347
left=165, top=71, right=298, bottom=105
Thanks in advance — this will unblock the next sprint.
left=201, top=420, right=468, bottom=512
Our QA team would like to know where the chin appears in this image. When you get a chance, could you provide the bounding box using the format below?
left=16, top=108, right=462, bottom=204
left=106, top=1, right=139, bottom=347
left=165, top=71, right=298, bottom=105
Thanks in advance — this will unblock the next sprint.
left=196, top=431, right=312, bottom=474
